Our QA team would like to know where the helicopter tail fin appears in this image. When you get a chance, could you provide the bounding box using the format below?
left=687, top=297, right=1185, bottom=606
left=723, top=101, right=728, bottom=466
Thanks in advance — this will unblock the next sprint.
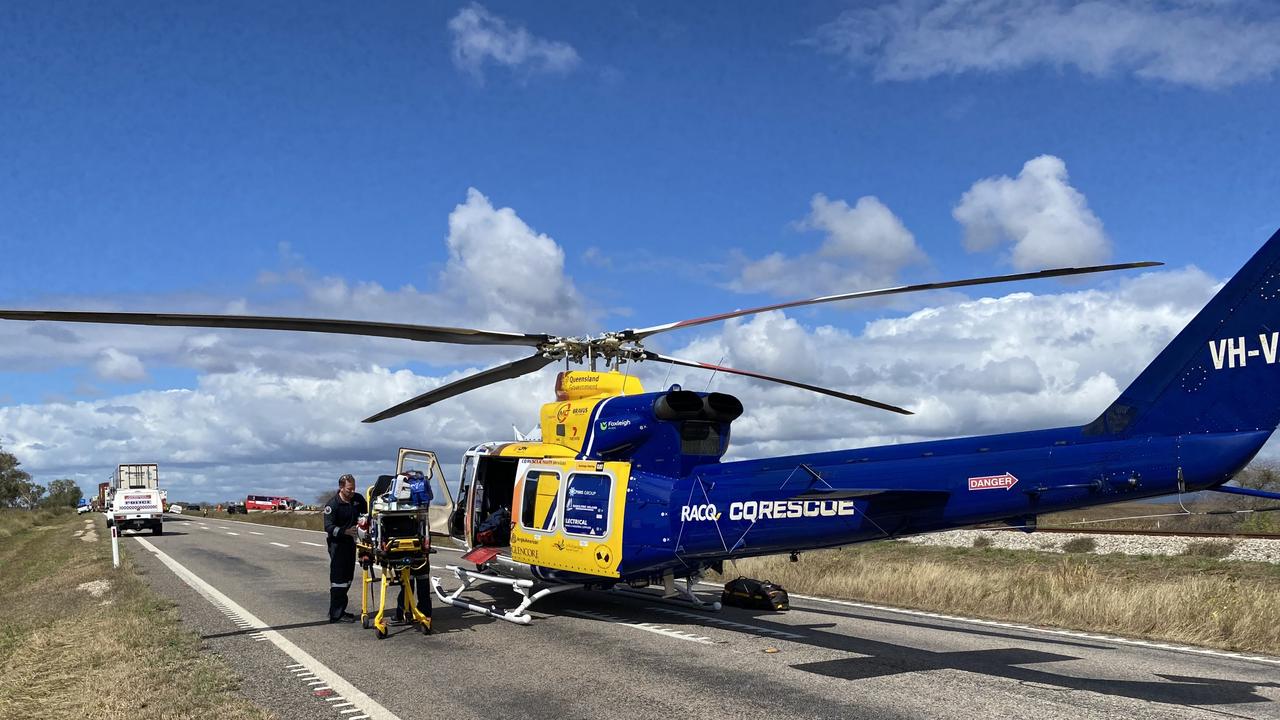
left=1086, top=226, right=1280, bottom=438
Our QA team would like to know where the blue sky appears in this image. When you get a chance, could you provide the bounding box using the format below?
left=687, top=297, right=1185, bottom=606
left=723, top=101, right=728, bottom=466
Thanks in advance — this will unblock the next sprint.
left=2, top=0, right=1279, bottom=502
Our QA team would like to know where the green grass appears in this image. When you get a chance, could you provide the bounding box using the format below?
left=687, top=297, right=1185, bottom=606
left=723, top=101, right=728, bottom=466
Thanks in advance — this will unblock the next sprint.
left=0, top=509, right=271, bottom=719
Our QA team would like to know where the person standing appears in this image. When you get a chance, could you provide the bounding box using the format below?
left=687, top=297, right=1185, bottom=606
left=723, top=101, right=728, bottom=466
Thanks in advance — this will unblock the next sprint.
left=323, top=474, right=367, bottom=623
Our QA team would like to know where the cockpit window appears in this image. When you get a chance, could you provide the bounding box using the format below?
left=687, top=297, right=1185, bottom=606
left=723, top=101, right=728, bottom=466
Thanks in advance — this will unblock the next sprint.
left=681, top=421, right=723, bottom=456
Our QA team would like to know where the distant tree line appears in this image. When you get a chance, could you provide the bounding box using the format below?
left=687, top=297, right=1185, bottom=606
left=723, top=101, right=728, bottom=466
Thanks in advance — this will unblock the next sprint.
left=0, top=444, right=83, bottom=509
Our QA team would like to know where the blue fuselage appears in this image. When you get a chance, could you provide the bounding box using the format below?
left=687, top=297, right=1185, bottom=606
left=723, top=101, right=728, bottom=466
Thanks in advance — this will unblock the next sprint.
left=612, top=422, right=1266, bottom=580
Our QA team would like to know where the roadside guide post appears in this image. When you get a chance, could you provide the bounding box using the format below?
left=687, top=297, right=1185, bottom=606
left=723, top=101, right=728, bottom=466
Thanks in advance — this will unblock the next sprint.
left=111, top=523, right=120, bottom=568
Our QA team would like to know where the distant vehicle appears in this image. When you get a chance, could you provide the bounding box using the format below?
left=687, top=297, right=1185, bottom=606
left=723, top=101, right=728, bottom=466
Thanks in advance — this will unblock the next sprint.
left=168, top=505, right=184, bottom=514
left=115, top=463, right=159, bottom=490
left=187, top=503, right=202, bottom=511
left=76, top=499, right=91, bottom=515
left=106, top=488, right=164, bottom=536
left=226, top=502, right=246, bottom=514
left=245, top=495, right=300, bottom=512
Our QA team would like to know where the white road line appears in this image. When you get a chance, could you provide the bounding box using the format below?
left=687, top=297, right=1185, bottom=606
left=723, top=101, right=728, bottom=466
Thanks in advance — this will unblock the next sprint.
left=249, top=531, right=264, bottom=536
left=133, top=537, right=401, bottom=720
left=226, top=532, right=240, bottom=536
left=686, top=581, right=1280, bottom=668
left=566, top=609, right=713, bottom=644
left=782, top=591, right=1280, bottom=667
left=300, top=541, right=324, bottom=547
left=645, top=606, right=805, bottom=640
left=217, top=526, right=230, bottom=529
left=270, top=542, right=290, bottom=548
left=204, top=517, right=468, bottom=555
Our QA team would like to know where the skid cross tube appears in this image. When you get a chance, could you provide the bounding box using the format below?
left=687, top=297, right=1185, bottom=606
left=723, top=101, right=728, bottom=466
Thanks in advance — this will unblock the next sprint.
left=430, top=564, right=577, bottom=625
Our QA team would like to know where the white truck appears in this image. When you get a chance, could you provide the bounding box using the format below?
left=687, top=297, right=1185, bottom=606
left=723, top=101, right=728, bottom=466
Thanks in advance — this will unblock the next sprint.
left=107, top=463, right=164, bottom=535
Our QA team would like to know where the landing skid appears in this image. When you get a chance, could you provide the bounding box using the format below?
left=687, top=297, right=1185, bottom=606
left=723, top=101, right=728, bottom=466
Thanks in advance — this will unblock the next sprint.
left=610, top=573, right=722, bottom=612
left=430, top=564, right=577, bottom=625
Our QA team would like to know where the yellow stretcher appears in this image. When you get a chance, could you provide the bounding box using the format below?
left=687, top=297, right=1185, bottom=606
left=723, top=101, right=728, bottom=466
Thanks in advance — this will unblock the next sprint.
left=356, top=505, right=433, bottom=638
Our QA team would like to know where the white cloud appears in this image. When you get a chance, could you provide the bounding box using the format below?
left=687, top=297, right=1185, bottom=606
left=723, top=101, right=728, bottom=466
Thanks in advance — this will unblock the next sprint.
left=441, top=188, right=587, bottom=334
left=448, top=3, right=581, bottom=81
left=813, top=0, right=1280, bottom=90
left=93, top=348, right=146, bottom=382
left=0, top=187, right=586, bottom=380
left=652, top=265, right=1217, bottom=459
left=0, top=263, right=1224, bottom=502
left=953, top=155, right=1110, bottom=270
left=733, top=194, right=926, bottom=295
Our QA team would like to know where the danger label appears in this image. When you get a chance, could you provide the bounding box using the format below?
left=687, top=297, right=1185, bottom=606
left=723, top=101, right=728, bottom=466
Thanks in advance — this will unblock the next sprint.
left=968, top=472, right=1019, bottom=491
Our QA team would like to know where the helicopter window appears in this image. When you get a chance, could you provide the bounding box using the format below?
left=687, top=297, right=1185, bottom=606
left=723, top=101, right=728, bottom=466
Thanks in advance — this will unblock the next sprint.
left=519, top=469, right=560, bottom=532
left=680, top=421, right=722, bottom=456
left=563, top=472, right=611, bottom=538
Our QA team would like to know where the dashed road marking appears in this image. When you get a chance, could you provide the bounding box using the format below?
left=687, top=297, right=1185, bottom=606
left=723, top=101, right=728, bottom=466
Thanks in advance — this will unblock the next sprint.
left=301, top=541, right=324, bottom=547
left=270, top=542, right=290, bottom=548
left=133, top=537, right=401, bottom=719
left=226, top=532, right=240, bottom=536
left=249, top=531, right=264, bottom=536
left=566, top=609, right=713, bottom=644
left=645, top=606, right=805, bottom=640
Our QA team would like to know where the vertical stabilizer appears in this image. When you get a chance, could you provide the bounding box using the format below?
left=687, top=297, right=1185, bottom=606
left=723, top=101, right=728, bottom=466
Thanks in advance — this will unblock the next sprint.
left=1087, top=227, right=1280, bottom=437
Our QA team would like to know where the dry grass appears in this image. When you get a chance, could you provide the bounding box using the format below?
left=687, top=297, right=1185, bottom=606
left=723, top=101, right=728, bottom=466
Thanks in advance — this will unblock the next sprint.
left=1183, top=541, right=1236, bottom=559
left=0, top=509, right=271, bottom=719
left=199, top=510, right=323, bottom=532
left=718, top=542, right=1280, bottom=655
left=1060, top=537, right=1098, bottom=554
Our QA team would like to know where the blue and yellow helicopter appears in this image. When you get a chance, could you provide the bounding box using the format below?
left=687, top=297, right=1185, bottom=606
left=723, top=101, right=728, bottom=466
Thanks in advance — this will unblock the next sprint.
left=5, top=229, right=1280, bottom=624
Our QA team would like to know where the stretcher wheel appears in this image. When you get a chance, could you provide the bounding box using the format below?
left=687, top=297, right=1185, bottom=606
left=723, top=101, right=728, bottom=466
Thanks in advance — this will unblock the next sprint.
left=361, top=616, right=371, bottom=630
left=375, top=626, right=388, bottom=640
left=420, top=621, right=431, bottom=635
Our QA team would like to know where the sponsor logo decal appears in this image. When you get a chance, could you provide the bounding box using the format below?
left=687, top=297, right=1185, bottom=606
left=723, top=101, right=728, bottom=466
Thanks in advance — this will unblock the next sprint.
left=968, top=472, right=1019, bottom=491
left=598, top=419, right=632, bottom=431
left=555, top=403, right=571, bottom=422
left=680, top=503, right=720, bottom=522
left=681, top=500, right=856, bottom=522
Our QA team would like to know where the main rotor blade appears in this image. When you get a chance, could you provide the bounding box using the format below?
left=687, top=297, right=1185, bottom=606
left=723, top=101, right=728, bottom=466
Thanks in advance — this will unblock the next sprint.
left=642, top=351, right=912, bottom=415
left=362, top=354, right=555, bottom=423
left=0, top=310, right=550, bottom=348
left=625, top=261, right=1162, bottom=340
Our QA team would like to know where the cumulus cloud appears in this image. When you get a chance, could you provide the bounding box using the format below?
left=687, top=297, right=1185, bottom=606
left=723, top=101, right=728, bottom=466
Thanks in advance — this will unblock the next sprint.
left=0, top=187, right=586, bottom=380
left=0, top=262, right=1223, bottom=501
left=812, top=0, right=1280, bottom=90
left=652, top=265, right=1217, bottom=459
left=441, top=188, right=587, bottom=333
left=953, top=155, right=1110, bottom=270
left=733, top=194, right=926, bottom=296
left=448, top=3, right=581, bottom=81
left=93, top=348, right=146, bottom=382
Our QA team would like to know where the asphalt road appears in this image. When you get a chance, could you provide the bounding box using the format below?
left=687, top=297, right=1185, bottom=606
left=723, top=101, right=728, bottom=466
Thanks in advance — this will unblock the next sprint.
left=122, top=515, right=1280, bottom=720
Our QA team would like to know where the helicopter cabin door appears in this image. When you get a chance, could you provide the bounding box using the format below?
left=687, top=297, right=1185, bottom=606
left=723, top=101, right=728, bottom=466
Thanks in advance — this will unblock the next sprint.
left=508, top=458, right=629, bottom=578
left=395, top=448, right=455, bottom=537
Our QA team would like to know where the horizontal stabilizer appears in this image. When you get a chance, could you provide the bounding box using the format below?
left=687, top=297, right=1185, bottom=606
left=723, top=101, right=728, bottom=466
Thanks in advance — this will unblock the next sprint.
left=1208, top=485, right=1280, bottom=502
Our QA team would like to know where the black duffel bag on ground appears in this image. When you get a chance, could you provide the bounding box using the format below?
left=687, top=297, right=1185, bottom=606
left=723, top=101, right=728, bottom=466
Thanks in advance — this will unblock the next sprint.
left=721, top=576, right=789, bottom=611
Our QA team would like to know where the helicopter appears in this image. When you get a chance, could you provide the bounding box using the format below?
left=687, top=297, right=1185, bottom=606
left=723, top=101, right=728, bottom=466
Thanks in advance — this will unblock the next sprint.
left=5, top=229, right=1280, bottom=625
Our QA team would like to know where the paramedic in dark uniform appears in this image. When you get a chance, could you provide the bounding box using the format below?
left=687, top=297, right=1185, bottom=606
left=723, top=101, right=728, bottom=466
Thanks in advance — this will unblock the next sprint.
left=323, top=474, right=367, bottom=623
